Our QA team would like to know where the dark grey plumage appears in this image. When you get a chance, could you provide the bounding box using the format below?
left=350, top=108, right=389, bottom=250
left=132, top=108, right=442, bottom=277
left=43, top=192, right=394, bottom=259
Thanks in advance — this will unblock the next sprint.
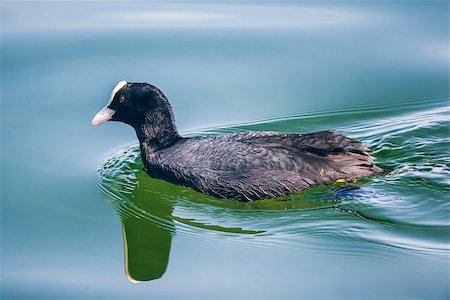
left=93, top=82, right=383, bottom=201
left=142, top=130, right=382, bottom=201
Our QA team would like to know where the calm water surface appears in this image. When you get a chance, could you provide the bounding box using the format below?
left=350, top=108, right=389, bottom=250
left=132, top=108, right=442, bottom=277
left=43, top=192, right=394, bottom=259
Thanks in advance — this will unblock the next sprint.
left=1, top=1, right=449, bottom=299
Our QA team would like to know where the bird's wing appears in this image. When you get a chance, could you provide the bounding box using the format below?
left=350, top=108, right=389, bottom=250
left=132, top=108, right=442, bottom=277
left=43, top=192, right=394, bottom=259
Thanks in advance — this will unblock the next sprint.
left=235, top=130, right=381, bottom=178
left=233, top=130, right=369, bottom=156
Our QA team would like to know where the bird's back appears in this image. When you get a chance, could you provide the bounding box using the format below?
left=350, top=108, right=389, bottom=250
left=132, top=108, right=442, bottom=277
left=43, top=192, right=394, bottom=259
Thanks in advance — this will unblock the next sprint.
left=142, top=130, right=383, bottom=201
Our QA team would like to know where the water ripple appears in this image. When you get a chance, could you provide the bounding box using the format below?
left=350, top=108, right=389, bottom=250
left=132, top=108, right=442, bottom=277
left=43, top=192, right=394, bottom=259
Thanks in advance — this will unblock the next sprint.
left=98, top=100, right=450, bottom=259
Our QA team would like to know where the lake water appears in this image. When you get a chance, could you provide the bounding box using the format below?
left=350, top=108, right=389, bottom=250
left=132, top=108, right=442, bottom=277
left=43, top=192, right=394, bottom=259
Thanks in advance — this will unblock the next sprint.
left=1, top=1, right=449, bottom=299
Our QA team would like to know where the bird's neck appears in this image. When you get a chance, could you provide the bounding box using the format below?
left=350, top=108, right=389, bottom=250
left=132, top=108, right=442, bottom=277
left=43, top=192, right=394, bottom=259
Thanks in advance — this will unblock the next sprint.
left=135, top=115, right=181, bottom=153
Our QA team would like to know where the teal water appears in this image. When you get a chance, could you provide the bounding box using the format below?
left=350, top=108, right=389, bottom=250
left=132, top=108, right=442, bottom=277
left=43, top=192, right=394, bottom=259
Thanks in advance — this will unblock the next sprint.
left=1, top=1, right=449, bottom=299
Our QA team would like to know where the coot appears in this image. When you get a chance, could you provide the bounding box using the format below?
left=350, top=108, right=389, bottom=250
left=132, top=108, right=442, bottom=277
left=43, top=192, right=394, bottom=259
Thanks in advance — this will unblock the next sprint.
left=92, top=81, right=383, bottom=201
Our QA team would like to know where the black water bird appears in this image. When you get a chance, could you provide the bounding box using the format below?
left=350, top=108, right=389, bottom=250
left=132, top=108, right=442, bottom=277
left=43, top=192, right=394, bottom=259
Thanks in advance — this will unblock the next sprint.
left=92, top=81, right=383, bottom=201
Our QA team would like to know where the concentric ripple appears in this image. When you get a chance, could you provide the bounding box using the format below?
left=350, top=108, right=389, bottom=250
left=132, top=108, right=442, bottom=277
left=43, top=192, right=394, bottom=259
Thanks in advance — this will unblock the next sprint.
left=98, top=98, right=450, bottom=257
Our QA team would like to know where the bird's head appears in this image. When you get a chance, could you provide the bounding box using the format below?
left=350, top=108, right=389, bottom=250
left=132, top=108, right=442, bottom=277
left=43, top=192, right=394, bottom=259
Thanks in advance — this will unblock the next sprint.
left=92, top=81, right=179, bottom=148
left=92, top=81, right=172, bottom=128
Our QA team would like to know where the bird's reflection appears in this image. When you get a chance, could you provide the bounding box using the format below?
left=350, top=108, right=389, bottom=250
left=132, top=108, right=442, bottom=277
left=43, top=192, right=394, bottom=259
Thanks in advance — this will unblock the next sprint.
left=99, top=166, right=175, bottom=283
left=119, top=196, right=173, bottom=283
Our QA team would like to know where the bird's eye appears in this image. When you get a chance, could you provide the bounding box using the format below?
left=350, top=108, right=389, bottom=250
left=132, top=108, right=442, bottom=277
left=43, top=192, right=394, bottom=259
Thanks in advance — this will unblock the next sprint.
left=119, top=96, right=125, bottom=104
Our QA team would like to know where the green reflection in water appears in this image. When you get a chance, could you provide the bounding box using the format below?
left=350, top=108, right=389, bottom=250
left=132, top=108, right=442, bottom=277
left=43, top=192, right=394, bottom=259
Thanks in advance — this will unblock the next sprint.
left=119, top=184, right=173, bottom=282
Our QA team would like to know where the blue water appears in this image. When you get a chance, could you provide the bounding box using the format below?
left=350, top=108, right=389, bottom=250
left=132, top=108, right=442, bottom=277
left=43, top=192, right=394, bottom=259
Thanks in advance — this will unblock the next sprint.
left=1, top=1, right=449, bottom=299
